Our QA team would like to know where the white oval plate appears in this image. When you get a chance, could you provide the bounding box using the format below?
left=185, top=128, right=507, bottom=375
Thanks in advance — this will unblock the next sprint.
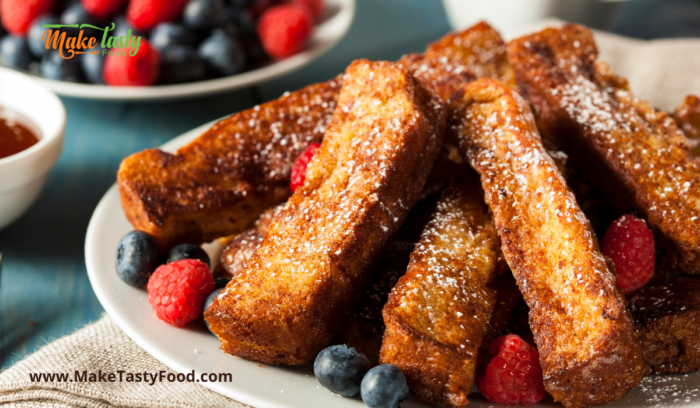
left=35, top=0, right=354, bottom=101
left=85, top=123, right=700, bottom=408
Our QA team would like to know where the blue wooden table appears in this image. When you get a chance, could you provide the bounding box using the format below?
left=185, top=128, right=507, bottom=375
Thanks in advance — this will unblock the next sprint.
left=2, top=0, right=699, bottom=370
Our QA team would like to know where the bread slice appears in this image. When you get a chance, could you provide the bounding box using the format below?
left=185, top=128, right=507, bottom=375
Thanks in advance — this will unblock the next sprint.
left=426, top=21, right=517, bottom=89
left=204, top=60, right=446, bottom=365
left=117, top=78, right=341, bottom=250
left=448, top=78, right=645, bottom=408
left=507, top=24, right=700, bottom=275
left=380, top=171, right=505, bottom=407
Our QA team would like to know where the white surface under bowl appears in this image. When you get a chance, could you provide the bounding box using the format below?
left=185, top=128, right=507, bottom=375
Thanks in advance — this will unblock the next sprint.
left=0, top=67, right=65, bottom=230
left=441, top=0, right=631, bottom=39
left=32, top=0, right=355, bottom=101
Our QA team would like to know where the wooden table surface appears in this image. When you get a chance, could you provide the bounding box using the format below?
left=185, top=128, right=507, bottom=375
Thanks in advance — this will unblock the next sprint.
left=2, top=0, right=698, bottom=370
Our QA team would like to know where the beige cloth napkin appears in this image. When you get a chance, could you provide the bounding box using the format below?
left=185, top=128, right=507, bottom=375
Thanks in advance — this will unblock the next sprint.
left=0, top=316, right=247, bottom=408
left=1, top=28, right=700, bottom=408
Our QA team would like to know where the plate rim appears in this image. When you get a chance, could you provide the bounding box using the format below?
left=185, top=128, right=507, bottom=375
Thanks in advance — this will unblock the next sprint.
left=85, top=123, right=700, bottom=408
left=34, top=0, right=355, bottom=101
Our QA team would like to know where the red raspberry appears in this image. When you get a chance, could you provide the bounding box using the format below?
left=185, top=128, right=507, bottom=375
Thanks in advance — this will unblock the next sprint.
left=0, top=0, right=54, bottom=35
left=103, top=39, right=160, bottom=86
left=290, top=142, right=320, bottom=192
left=126, top=0, right=188, bottom=31
left=147, top=259, right=214, bottom=327
left=257, top=4, right=313, bottom=59
left=477, top=335, right=546, bottom=406
left=601, top=214, right=655, bottom=295
left=81, top=0, right=127, bottom=19
left=289, top=0, right=324, bottom=21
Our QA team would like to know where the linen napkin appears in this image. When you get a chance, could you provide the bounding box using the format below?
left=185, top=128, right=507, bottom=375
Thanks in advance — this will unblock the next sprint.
left=0, top=315, right=247, bottom=408
left=2, top=27, right=700, bottom=408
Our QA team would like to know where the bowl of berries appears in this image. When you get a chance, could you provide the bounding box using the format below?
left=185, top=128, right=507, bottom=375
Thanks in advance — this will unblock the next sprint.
left=0, top=0, right=354, bottom=100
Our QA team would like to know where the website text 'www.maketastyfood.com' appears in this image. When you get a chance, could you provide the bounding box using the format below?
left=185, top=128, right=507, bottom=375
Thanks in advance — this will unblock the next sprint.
left=29, top=370, right=232, bottom=385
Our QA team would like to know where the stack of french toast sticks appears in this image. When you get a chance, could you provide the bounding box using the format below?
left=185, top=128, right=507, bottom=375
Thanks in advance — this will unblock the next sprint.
left=117, top=22, right=700, bottom=408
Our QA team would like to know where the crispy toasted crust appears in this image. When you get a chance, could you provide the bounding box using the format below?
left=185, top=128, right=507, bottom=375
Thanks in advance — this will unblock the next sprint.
left=674, top=94, right=700, bottom=156
left=380, top=171, right=505, bottom=408
left=215, top=205, right=283, bottom=279
left=507, top=24, right=700, bottom=275
left=205, top=60, right=446, bottom=365
left=398, top=53, right=476, bottom=102
left=448, top=78, right=645, bottom=408
left=426, top=21, right=517, bottom=89
left=117, top=78, right=341, bottom=249
left=629, top=277, right=700, bottom=375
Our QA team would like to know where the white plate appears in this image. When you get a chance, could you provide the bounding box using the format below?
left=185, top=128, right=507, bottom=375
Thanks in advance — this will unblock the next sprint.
left=36, top=0, right=354, bottom=101
left=85, top=123, right=700, bottom=408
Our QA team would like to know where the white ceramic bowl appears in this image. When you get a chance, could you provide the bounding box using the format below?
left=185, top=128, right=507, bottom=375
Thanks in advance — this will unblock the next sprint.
left=441, top=0, right=631, bottom=39
left=32, top=0, right=355, bottom=101
left=0, top=67, right=65, bottom=230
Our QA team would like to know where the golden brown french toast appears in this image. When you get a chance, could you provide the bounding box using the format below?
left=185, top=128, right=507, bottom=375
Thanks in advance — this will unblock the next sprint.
left=215, top=205, right=282, bottom=279
left=117, top=77, right=341, bottom=250
left=398, top=53, right=476, bottom=101
left=507, top=24, right=700, bottom=275
left=674, top=94, right=700, bottom=156
left=448, top=78, right=645, bottom=408
left=340, top=241, right=415, bottom=366
left=380, top=171, right=505, bottom=408
left=426, top=21, right=517, bottom=89
left=118, top=22, right=513, bottom=250
left=205, top=60, right=446, bottom=365
left=629, top=277, right=700, bottom=375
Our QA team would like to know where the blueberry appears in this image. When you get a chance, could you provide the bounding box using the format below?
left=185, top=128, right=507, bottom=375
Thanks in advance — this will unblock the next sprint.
left=28, top=15, right=59, bottom=58
left=116, top=230, right=161, bottom=287
left=198, top=29, right=246, bottom=77
left=166, top=243, right=211, bottom=268
left=41, top=51, right=83, bottom=82
left=202, top=287, right=223, bottom=333
left=240, top=35, right=267, bottom=65
left=230, top=10, right=256, bottom=37
left=227, top=0, right=256, bottom=10
left=183, top=0, right=227, bottom=30
left=158, top=45, right=206, bottom=84
left=61, top=4, right=100, bottom=38
left=360, top=365, right=409, bottom=408
left=214, top=277, right=230, bottom=289
left=314, top=345, right=371, bottom=397
left=81, top=46, right=104, bottom=83
left=1, top=36, right=35, bottom=69
left=150, top=23, right=196, bottom=52
left=113, top=15, right=144, bottom=39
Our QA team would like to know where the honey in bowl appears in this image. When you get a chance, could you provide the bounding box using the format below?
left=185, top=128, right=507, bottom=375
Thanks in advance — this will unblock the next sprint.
left=0, top=109, right=40, bottom=160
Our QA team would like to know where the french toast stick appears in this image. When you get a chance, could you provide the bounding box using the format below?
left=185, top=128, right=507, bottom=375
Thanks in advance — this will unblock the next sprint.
left=205, top=60, right=446, bottom=365
left=507, top=25, right=700, bottom=275
left=380, top=171, right=506, bottom=408
left=426, top=21, right=517, bottom=89
left=448, top=78, right=645, bottom=408
left=118, top=77, right=341, bottom=250
left=629, top=277, right=700, bottom=375
left=340, top=241, right=415, bottom=366
left=118, top=23, right=513, bottom=249
left=674, top=94, right=700, bottom=156
left=215, top=205, right=282, bottom=279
